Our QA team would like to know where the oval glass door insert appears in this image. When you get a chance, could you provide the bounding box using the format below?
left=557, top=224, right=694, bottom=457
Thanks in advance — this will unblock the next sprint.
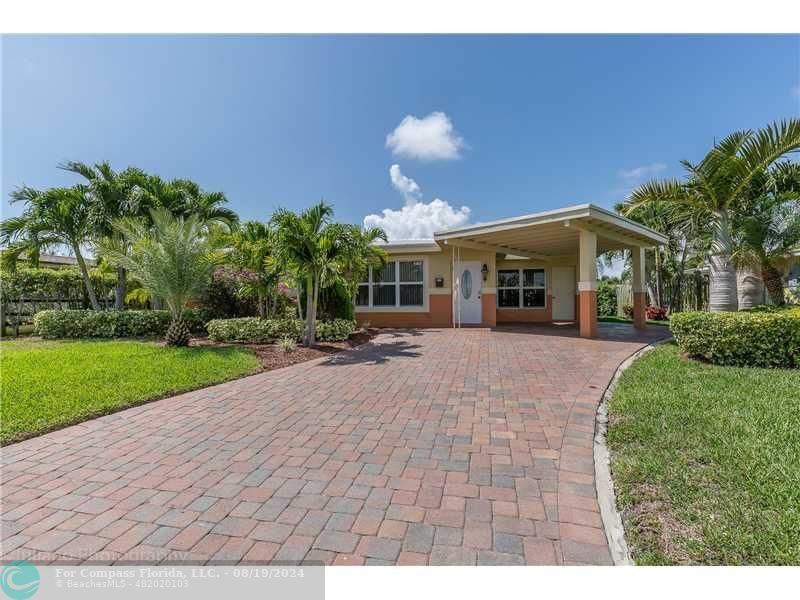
left=461, top=269, right=472, bottom=299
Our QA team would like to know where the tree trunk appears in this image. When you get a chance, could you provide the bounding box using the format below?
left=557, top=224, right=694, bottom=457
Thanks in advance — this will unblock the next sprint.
left=668, top=242, right=689, bottom=313
left=708, top=209, right=738, bottom=312
left=654, top=248, right=663, bottom=308
left=736, top=266, right=764, bottom=310
left=257, top=291, right=266, bottom=318
left=73, top=245, right=100, bottom=310
left=303, top=276, right=314, bottom=346
left=308, top=275, right=320, bottom=347
left=115, top=266, right=126, bottom=310
left=761, top=263, right=785, bottom=306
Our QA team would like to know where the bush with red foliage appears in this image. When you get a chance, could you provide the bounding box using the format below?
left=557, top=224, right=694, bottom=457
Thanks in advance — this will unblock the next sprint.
left=646, top=306, right=668, bottom=321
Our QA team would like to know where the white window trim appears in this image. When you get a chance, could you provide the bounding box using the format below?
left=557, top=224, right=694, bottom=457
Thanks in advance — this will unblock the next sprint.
left=497, top=267, right=547, bottom=310
left=355, top=257, right=429, bottom=313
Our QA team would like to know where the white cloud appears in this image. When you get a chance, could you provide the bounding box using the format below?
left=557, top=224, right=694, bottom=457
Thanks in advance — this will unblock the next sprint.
left=617, top=163, right=667, bottom=180
left=364, top=199, right=471, bottom=240
left=389, top=164, right=421, bottom=203
left=363, top=164, right=471, bottom=240
left=385, top=111, right=466, bottom=161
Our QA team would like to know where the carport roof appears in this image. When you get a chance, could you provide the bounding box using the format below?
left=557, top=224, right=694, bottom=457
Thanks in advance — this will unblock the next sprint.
left=432, top=203, right=667, bottom=259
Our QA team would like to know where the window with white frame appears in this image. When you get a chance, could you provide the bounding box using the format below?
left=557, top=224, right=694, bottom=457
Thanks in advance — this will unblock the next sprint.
left=497, top=268, right=546, bottom=308
left=355, top=259, right=424, bottom=308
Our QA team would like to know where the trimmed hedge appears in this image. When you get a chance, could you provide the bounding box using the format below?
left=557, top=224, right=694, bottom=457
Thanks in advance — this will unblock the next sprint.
left=206, top=318, right=302, bottom=343
left=34, top=309, right=206, bottom=339
left=670, top=307, right=800, bottom=368
left=206, top=317, right=356, bottom=343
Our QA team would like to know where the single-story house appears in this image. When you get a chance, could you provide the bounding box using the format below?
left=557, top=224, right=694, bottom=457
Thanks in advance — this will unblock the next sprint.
left=16, top=252, right=96, bottom=269
left=355, top=203, right=668, bottom=338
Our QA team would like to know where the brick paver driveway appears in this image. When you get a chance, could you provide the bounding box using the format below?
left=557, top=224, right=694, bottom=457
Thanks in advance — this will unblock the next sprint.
left=2, top=324, right=669, bottom=566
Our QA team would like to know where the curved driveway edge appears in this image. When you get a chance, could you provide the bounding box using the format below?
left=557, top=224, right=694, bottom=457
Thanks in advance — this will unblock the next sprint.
left=1, top=324, right=670, bottom=566
left=593, top=337, right=673, bottom=566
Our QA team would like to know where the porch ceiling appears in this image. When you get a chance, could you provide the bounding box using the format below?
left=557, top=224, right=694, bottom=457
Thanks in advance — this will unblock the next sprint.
left=433, top=203, right=667, bottom=259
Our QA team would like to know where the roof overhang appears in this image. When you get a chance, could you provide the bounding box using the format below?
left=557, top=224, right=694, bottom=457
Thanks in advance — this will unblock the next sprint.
left=376, top=240, right=442, bottom=254
left=433, top=203, right=667, bottom=259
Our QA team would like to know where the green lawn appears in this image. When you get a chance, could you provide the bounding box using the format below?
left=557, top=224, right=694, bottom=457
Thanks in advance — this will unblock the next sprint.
left=607, top=343, right=800, bottom=565
left=1, top=338, right=261, bottom=445
left=598, top=315, right=670, bottom=326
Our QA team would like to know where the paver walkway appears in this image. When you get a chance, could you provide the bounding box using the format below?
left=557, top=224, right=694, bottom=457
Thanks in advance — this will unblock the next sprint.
left=1, top=324, right=669, bottom=565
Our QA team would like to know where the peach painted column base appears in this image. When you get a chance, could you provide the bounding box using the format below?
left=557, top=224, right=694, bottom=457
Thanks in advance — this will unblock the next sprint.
left=481, top=293, right=497, bottom=327
left=579, top=290, right=597, bottom=338
left=633, top=291, right=647, bottom=330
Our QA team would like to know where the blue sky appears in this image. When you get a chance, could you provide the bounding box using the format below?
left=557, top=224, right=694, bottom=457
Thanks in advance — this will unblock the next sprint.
left=2, top=35, right=799, bottom=240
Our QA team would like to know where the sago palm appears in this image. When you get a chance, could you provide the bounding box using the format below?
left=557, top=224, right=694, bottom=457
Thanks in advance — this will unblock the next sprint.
left=2, top=185, right=101, bottom=309
left=621, top=118, right=800, bottom=311
left=102, top=209, right=215, bottom=345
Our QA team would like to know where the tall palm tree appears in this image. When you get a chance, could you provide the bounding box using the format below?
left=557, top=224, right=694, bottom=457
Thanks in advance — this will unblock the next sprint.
left=60, top=161, right=148, bottom=309
left=1, top=185, right=101, bottom=309
left=621, top=119, right=800, bottom=311
left=101, top=209, right=215, bottom=345
left=271, top=201, right=352, bottom=346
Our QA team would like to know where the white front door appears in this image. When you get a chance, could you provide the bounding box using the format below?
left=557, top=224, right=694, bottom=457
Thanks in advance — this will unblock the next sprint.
left=552, top=266, right=576, bottom=321
left=455, top=261, right=483, bottom=325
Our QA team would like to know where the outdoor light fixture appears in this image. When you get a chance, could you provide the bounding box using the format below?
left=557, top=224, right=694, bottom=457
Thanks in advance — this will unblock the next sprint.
left=481, top=264, right=489, bottom=281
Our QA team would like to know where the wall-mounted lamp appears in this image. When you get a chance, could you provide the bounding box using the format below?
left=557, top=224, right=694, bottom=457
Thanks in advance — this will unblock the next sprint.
left=481, top=264, right=489, bottom=281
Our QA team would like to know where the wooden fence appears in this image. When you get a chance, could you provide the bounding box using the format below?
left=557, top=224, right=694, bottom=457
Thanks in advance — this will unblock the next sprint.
left=0, top=296, right=114, bottom=337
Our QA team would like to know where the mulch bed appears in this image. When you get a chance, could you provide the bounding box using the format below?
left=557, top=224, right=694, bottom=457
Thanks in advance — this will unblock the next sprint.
left=190, top=329, right=376, bottom=372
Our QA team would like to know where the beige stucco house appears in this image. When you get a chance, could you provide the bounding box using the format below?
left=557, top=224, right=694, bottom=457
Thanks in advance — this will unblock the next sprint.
left=355, top=203, right=667, bottom=338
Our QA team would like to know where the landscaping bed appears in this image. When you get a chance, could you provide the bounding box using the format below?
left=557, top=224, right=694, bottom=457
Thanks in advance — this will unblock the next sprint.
left=192, top=328, right=375, bottom=371
left=607, top=342, right=800, bottom=565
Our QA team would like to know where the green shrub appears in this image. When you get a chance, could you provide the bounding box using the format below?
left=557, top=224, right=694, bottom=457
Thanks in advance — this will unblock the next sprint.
left=206, top=317, right=355, bottom=343
left=34, top=309, right=206, bottom=339
left=597, top=280, right=618, bottom=316
left=206, top=317, right=302, bottom=343
left=0, top=267, right=127, bottom=303
left=670, top=307, right=800, bottom=368
left=315, top=319, right=357, bottom=342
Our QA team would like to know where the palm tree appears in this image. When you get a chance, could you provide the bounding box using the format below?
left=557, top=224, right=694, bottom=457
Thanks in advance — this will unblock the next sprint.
left=621, top=119, right=800, bottom=311
left=337, top=225, right=388, bottom=310
left=101, top=209, right=215, bottom=345
left=731, top=164, right=800, bottom=306
left=60, top=161, right=148, bottom=310
left=1, top=185, right=102, bottom=309
left=271, top=201, right=353, bottom=346
left=227, top=221, right=284, bottom=318
left=161, top=178, right=239, bottom=230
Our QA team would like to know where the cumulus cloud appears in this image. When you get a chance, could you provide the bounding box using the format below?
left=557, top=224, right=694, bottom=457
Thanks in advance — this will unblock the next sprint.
left=364, top=199, right=471, bottom=240
left=363, top=164, right=471, bottom=240
left=617, top=163, right=667, bottom=180
left=389, top=164, right=421, bottom=203
left=385, top=111, right=466, bottom=161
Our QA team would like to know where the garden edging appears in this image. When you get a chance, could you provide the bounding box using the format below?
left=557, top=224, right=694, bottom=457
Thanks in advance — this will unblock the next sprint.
left=593, top=336, right=674, bottom=566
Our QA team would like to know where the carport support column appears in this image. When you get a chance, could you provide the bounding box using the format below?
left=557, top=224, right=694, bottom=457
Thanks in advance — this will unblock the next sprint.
left=631, top=246, right=647, bottom=330
left=578, top=229, right=598, bottom=339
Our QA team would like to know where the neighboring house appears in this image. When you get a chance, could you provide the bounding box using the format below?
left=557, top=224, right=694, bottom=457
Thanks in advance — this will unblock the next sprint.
left=355, top=203, right=667, bottom=339
left=16, top=252, right=97, bottom=269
